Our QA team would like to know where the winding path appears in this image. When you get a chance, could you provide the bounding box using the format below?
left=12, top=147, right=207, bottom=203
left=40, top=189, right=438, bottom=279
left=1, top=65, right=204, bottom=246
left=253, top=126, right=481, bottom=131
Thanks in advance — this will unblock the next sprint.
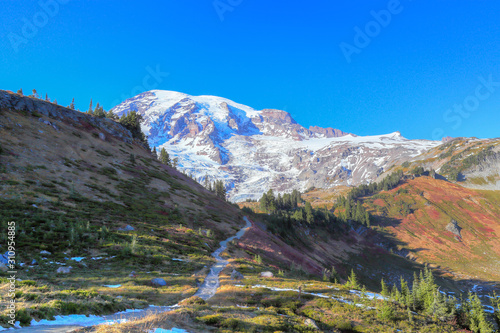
left=10, top=217, right=252, bottom=332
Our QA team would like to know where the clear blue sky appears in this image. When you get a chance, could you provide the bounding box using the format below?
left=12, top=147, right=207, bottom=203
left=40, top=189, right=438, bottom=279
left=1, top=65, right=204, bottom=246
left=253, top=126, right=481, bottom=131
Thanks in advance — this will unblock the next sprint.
left=1, top=0, right=499, bottom=140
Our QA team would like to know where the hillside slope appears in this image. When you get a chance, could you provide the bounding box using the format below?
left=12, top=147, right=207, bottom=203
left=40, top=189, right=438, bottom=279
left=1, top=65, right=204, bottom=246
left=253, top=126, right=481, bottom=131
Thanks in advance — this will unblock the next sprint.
left=0, top=90, right=247, bottom=326
left=362, top=176, right=500, bottom=282
left=384, top=137, right=500, bottom=191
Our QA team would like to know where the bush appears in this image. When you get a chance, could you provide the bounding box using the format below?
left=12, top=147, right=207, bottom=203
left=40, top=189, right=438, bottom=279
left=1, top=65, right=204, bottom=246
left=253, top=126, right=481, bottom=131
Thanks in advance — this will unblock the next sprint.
left=15, top=309, right=32, bottom=326
left=178, top=296, right=206, bottom=306
left=378, top=302, right=397, bottom=322
left=197, top=314, right=223, bottom=325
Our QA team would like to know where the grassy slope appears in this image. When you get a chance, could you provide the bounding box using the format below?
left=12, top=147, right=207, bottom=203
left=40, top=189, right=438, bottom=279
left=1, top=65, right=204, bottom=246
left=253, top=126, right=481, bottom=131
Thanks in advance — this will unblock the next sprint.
left=0, top=91, right=245, bottom=326
left=362, top=176, right=500, bottom=282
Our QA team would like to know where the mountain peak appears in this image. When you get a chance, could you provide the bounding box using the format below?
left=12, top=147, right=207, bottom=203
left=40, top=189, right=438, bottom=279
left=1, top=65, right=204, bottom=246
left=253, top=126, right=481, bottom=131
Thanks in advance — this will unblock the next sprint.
left=111, top=90, right=440, bottom=200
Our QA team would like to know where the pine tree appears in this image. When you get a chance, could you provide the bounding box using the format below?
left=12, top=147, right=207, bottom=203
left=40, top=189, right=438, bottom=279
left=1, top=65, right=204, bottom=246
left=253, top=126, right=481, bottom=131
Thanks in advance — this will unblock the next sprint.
left=106, top=110, right=118, bottom=120
left=152, top=146, right=157, bottom=158
left=381, top=278, right=389, bottom=298
left=45, top=93, right=50, bottom=102
left=159, top=148, right=171, bottom=166
left=32, top=89, right=38, bottom=98
left=17, top=89, right=23, bottom=96
left=305, top=201, right=314, bottom=224
left=346, top=269, right=360, bottom=290
left=87, top=99, right=93, bottom=114
left=93, top=103, right=106, bottom=118
left=69, top=98, right=75, bottom=110
left=214, top=180, right=226, bottom=201
left=172, top=157, right=179, bottom=169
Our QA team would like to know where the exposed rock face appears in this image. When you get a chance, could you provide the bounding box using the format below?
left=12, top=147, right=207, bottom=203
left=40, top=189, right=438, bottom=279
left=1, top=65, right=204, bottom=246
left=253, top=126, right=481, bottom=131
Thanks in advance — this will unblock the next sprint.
left=442, top=136, right=456, bottom=143
left=446, top=220, right=462, bottom=238
left=111, top=90, right=440, bottom=201
left=309, top=126, right=350, bottom=138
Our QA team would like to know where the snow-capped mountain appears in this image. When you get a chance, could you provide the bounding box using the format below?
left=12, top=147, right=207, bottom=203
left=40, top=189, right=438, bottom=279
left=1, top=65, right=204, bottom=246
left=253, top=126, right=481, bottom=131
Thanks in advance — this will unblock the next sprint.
left=112, top=90, right=441, bottom=201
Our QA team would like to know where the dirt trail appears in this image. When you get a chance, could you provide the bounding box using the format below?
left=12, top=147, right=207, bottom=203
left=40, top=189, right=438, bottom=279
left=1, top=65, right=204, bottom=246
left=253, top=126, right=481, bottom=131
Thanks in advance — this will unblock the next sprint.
left=12, top=218, right=252, bottom=332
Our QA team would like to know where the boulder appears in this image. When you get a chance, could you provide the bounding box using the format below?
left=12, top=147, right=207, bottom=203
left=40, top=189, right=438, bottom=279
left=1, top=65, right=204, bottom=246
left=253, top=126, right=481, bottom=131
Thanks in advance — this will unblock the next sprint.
left=260, top=271, right=274, bottom=278
left=446, top=220, right=462, bottom=238
left=304, top=318, right=319, bottom=330
left=98, top=132, right=106, bottom=141
left=151, top=278, right=167, bottom=287
left=56, top=266, right=72, bottom=274
left=119, top=225, right=135, bottom=231
left=230, top=269, right=244, bottom=280
left=0, top=251, right=9, bottom=265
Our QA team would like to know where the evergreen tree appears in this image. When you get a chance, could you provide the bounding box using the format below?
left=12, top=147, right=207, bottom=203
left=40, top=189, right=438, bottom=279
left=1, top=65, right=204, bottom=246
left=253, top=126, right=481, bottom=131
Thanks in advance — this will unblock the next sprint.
left=69, top=98, right=75, bottom=110
left=17, top=89, right=23, bottom=96
left=87, top=99, right=93, bottom=114
left=45, top=93, right=50, bottom=102
left=106, top=110, right=118, bottom=120
left=381, top=278, right=390, bottom=298
left=214, top=180, right=226, bottom=201
left=159, top=147, right=171, bottom=166
left=93, top=103, right=106, bottom=118
left=346, top=269, right=360, bottom=290
left=32, top=89, right=38, bottom=98
left=305, top=201, right=314, bottom=224
left=172, top=157, right=179, bottom=169
left=152, top=146, right=157, bottom=158
left=119, top=111, right=149, bottom=147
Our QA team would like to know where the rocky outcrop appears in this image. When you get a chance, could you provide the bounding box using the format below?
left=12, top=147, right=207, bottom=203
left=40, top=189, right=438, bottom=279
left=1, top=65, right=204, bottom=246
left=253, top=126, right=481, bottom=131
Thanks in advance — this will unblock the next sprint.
left=0, top=90, right=134, bottom=144
left=445, top=220, right=462, bottom=238
left=309, top=126, right=350, bottom=138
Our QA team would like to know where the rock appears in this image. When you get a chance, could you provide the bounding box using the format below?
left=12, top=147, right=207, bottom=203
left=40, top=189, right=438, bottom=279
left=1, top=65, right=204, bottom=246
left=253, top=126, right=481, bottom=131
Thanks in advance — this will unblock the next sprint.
left=230, top=269, right=244, bottom=280
left=0, top=251, right=9, bottom=265
left=0, top=262, right=8, bottom=272
left=56, top=266, right=72, bottom=274
left=446, top=220, right=462, bottom=238
left=260, top=271, right=274, bottom=278
left=151, top=278, right=167, bottom=287
left=129, top=271, right=136, bottom=277
left=98, top=132, right=106, bottom=140
left=40, top=250, right=51, bottom=255
left=31, top=259, right=38, bottom=265
left=304, top=318, right=319, bottom=330
left=119, top=225, right=135, bottom=231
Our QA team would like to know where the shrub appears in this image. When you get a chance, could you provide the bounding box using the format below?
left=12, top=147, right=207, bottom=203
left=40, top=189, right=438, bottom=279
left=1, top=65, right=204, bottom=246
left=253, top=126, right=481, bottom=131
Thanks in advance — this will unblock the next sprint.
left=378, top=302, right=397, bottom=322
left=178, top=296, right=206, bottom=306
left=197, top=314, right=223, bottom=325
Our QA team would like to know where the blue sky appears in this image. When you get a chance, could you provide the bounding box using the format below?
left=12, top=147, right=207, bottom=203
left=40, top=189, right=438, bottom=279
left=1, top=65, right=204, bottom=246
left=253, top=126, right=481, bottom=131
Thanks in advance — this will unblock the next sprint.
left=1, top=0, right=499, bottom=140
